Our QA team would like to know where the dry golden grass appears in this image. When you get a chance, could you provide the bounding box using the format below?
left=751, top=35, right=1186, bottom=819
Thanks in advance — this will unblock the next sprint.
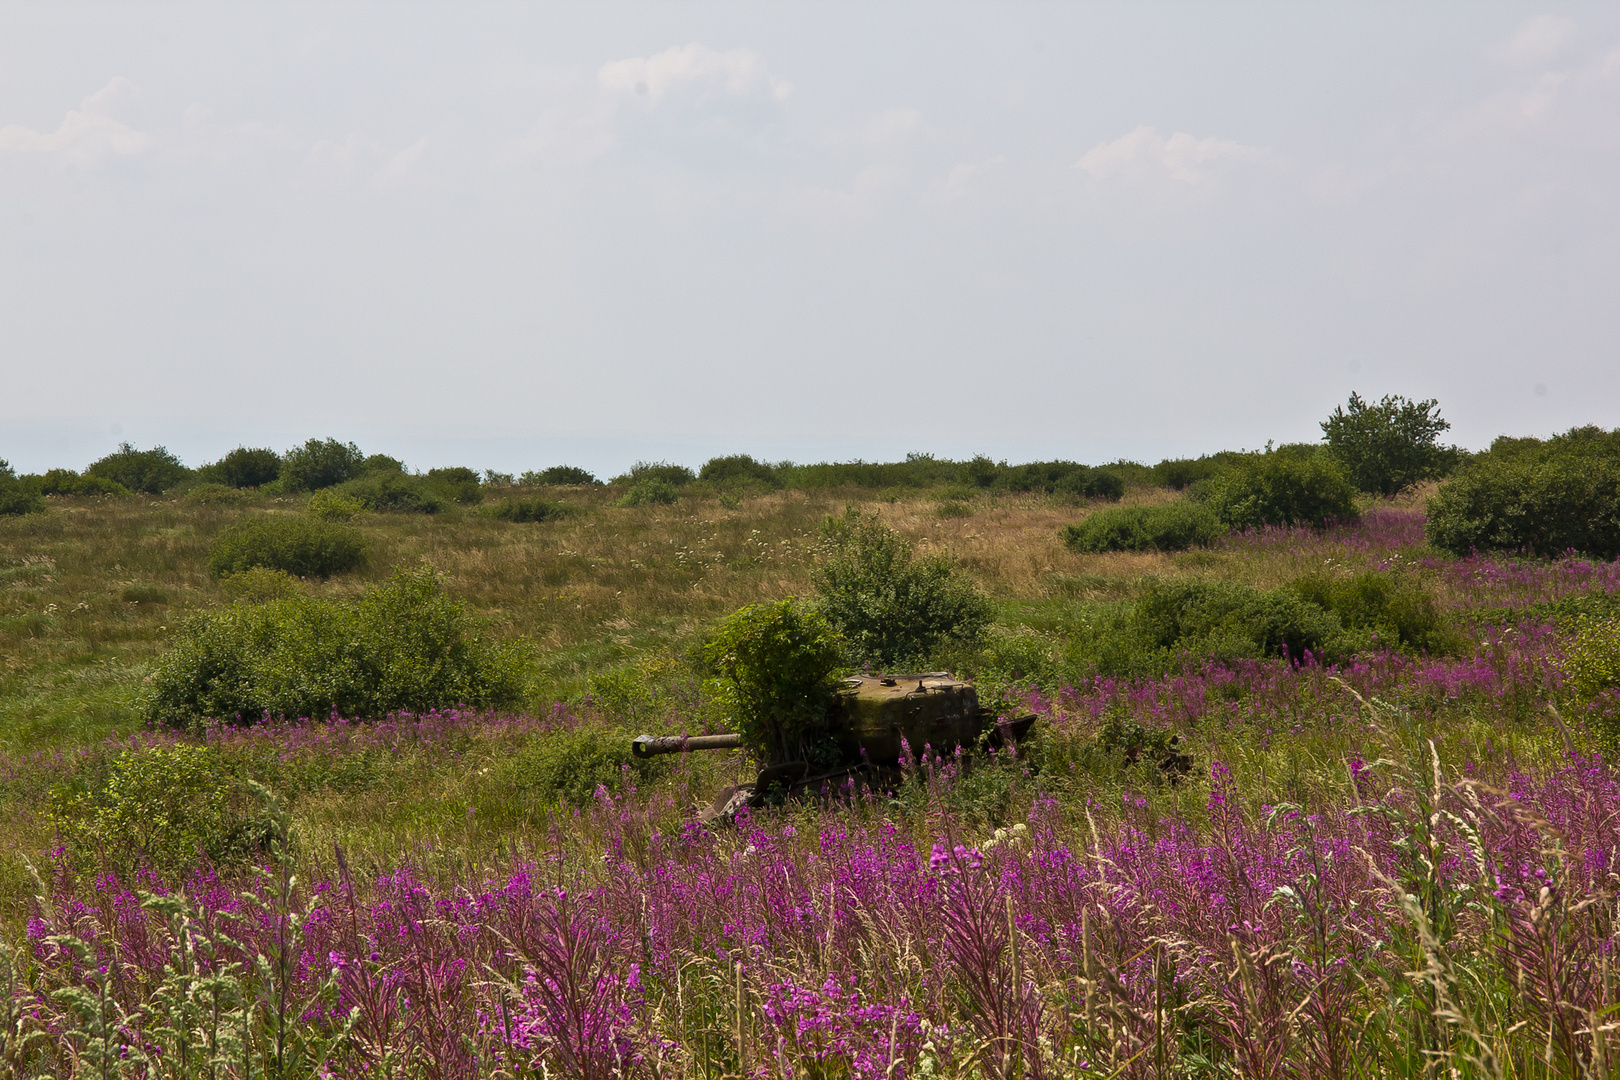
left=0, top=481, right=1333, bottom=749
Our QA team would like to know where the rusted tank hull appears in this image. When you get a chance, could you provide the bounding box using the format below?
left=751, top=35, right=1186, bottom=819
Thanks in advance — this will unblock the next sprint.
left=832, top=673, right=987, bottom=765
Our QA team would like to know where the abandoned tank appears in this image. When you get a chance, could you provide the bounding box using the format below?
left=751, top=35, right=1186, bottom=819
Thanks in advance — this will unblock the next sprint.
left=631, top=672, right=1035, bottom=818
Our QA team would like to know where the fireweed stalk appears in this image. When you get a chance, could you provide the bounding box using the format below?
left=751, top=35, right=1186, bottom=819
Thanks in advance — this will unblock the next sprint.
left=10, top=724, right=1620, bottom=1077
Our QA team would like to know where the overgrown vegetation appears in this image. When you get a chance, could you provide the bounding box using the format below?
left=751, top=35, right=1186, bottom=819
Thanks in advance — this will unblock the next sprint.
left=1427, top=425, right=1620, bottom=557
left=813, top=508, right=993, bottom=669
left=6, top=401, right=1620, bottom=1078
left=85, top=443, right=190, bottom=494
left=1063, top=501, right=1221, bottom=552
left=521, top=465, right=600, bottom=486
left=0, top=460, right=45, bottom=516
left=144, top=566, right=525, bottom=728
left=1200, top=444, right=1360, bottom=529
left=702, top=599, right=846, bottom=766
left=279, top=437, right=366, bottom=491
left=47, top=743, right=270, bottom=877
left=207, top=516, right=368, bottom=578
left=196, top=446, right=282, bottom=489
left=1321, top=391, right=1458, bottom=495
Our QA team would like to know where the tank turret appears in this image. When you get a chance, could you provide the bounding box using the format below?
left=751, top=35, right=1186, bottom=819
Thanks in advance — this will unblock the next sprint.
left=630, top=671, right=1034, bottom=819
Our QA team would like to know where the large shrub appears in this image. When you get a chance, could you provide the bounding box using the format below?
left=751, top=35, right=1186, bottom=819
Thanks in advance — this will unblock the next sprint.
left=975, top=460, right=1125, bottom=501
left=47, top=744, right=270, bottom=877
left=1289, top=570, right=1461, bottom=655
left=1063, top=502, right=1222, bottom=553
left=1321, top=392, right=1457, bottom=496
left=426, top=467, right=484, bottom=505
left=85, top=443, right=190, bottom=494
left=1202, top=448, right=1359, bottom=530
left=207, top=516, right=367, bottom=578
left=197, top=446, right=282, bottom=489
left=280, top=438, right=365, bottom=491
left=0, top=460, right=46, bottom=515
left=703, top=599, right=846, bottom=766
left=31, top=468, right=130, bottom=497
left=612, top=461, right=695, bottom=487
left=144, top=566, right=526, bottom=728
left=486, top=729, right=668, bottom=809
left=522, top=465, right=600, bottom=486
left=1135, top=579, right=1344, bottom=661
left=1151, top=452, right=1246, bottom=490
left=700, top=454, right=781, bottom=487
left=1427, top=437, right=1620, bottom=558
left=333, top=472, right=445, bottom=514
left=812, top=508, right=993, bottom=669
left=618, top=479, right=680, bottom=507
left=1559, top=617, right=1620, bottom=748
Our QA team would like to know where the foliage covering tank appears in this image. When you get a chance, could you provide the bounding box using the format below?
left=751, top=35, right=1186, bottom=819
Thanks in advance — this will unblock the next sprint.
left=631, top=672, right=1034, bottom=819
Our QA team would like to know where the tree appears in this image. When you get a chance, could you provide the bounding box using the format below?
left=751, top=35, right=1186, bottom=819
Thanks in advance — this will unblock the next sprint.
left=199, top=446, right=282, bottom=488
left=0, top=459, right=46, bottom=515
left=812, top=508, right=993, bottom=669
left=1320, top=393, right=1454, bottom=496
left=1203, top=447, right=1360, bottom=530
left=85, top=443, right=191, bottom=494
left=280, top=438, right=365, bottom=491
left=703, top=600, right=846, bottom=766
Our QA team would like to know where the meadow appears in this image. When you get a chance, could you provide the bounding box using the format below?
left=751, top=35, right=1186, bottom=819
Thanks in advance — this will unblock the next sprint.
left=3, top=432, right=1620, bottom=1077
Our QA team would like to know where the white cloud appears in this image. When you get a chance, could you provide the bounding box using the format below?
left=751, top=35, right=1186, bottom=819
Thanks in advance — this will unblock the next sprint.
left=1494, top=15, right=1577, bottom=68
left=598, top=43, right=790, bottom=105
left=371, top=137, right=428, bottom=189
left=0, top=78, right=152, bottom=165
left=1075, top=126, right=1264, bottom=184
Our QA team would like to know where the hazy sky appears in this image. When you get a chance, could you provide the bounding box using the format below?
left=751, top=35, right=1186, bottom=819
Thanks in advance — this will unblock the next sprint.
left=3, top=3, right=1618, bottom=476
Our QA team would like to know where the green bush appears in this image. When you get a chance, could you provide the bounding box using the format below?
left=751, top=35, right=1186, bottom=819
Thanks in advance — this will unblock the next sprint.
left=31, top=468, right=131, bottom=497
left=489, top=497, right=565, bottom=523
left=1135, top=579, right=1344, bottom=662
left=522, top=465, right=600, bottom=486
left=362, top=453, right=406, bottom=474
left=47, top=744, right=271, bottom=877
left=1289, top=571, right=1461, bottom=655
left=85, top=443, right=190, bottom=494
left=1202, top=448, right=1359, bottom=530
left=485, top=728, right=667, bottom=809
left=1427, top=437, right=1620, bottom=558
left=1056, top=466, right=1126, bottom=501
left=618, top=479, right=680, bottom=507
left=1063, top=502, right=1222, bottom=553
left=426, top=467, right=483, bottom=505
left=0, top=460, right=46, bottom=516
left=775, top=454, right=963, bottom=490
left=1321, top=392, right=1457, bottom=496
left=197, top=446, right=281, bottom=489
left=280, top=438, right=365, bottom=491
left=183, top=483, right=248, bottom=507
left=813, top=508, right=993, bottom=669
left=144, top=566, right=526, bottom=728
left=1151, top=452, right=1245, bottom=490
left=329, top=472, right=444, bottom=514
left=207, top=517, right=367, bottom=579
left=616, top=461, right=695, bottom=487
left=306, top=490, right=367, bottom=520
left=972, top=460, right=1125, bottom=501
left=1562, top=618, right=1620, bottom=704
left=703, top=599, right=846, bottom=766
left=700, top=454, right=781, bottom=487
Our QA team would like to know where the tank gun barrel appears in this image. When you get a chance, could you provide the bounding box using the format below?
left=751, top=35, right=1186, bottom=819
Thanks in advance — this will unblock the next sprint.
left=631, top=733, right=744, bottom=758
